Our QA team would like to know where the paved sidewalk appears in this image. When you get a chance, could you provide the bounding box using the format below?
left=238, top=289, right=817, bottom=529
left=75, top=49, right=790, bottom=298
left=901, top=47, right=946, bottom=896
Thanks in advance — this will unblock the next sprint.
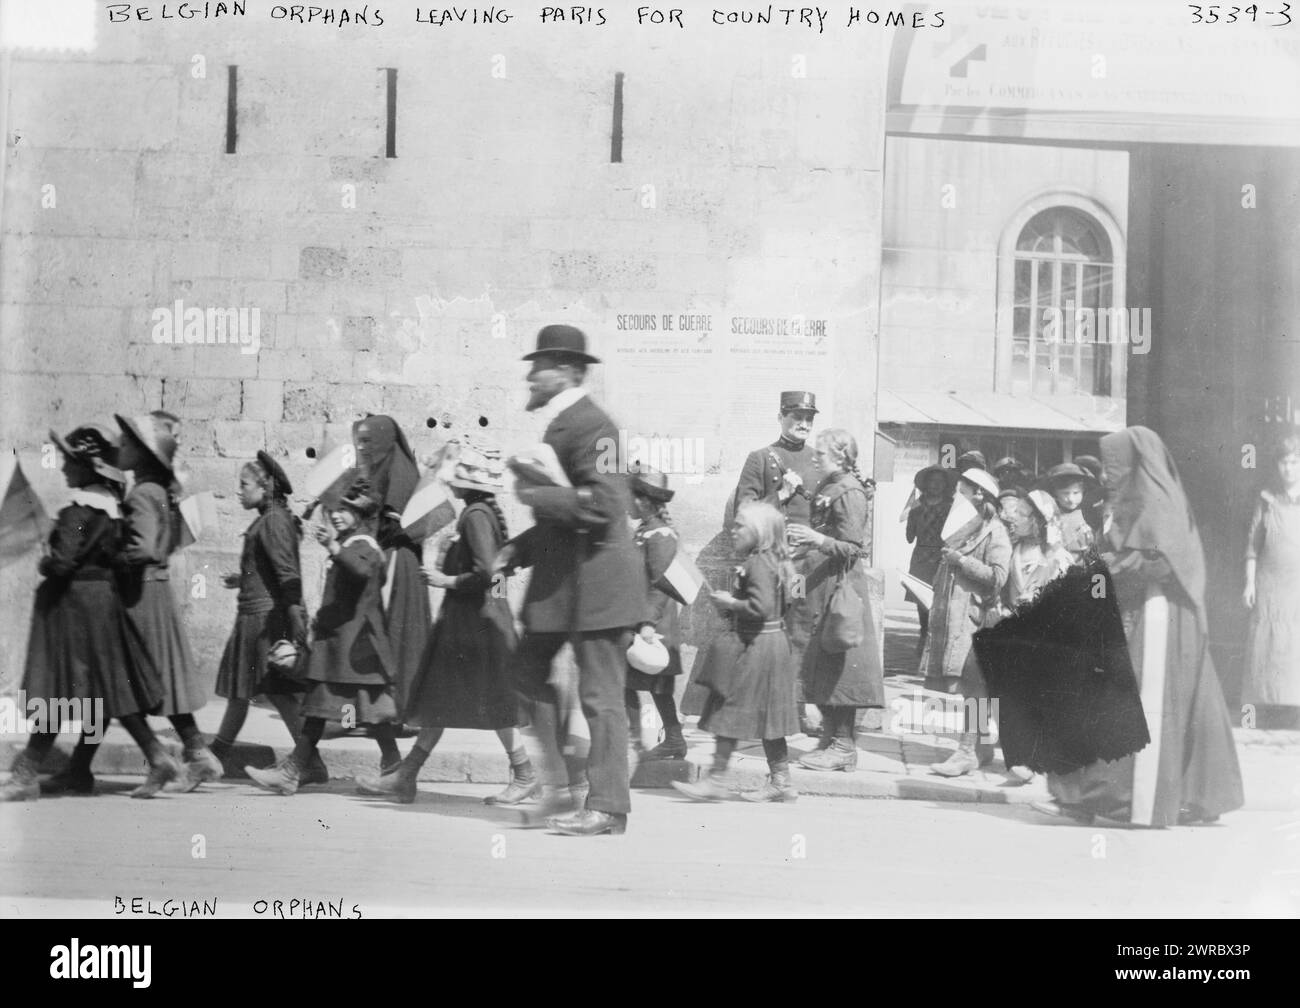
left=4, top=613, right=1297, bottom=810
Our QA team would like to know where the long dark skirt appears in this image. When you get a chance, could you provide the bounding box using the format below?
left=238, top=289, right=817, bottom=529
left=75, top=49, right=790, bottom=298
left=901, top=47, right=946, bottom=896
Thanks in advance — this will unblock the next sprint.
left=301, top=681, right=397, bottom=726
left=405, top=593, right=522, bottom=730
left=384, top=546, right=431, bottom=718
left=123, top=579, right=206, bottom=717
left=694, top=628, right=798, bottom=740
left=23, top=578, right=162, bottom=721
left=215, top=607, right=306, bottom=700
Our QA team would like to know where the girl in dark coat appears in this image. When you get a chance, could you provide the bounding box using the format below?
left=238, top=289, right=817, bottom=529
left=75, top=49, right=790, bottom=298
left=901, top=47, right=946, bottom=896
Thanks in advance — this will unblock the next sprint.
left=356, top=443, right=532, bottom=805
left=1, top=424, right=181, bottom=802
left=353, top=415, right=431, bottom=721
left=790, top=429, right=884, bottom=772
left=247, top=478, right=399, bottom=795
left=114, top=414, right=223, bottom=792
left=673, top=501, right=800, bottom=803
left=624, top=470, right=688, bottom=762
left=211, top=453, right=327, bottom=784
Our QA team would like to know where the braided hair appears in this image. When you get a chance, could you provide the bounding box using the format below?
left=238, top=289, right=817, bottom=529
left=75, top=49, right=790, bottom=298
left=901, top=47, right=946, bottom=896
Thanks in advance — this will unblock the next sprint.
left=816, top=428, right=876, bottom=498
left=464, top=491, right=509, bottom=543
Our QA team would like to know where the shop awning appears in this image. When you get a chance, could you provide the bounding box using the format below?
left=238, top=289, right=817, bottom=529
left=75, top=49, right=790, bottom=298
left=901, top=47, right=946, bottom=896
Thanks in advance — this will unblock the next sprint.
left=878, top=390, right=1124, bottom=434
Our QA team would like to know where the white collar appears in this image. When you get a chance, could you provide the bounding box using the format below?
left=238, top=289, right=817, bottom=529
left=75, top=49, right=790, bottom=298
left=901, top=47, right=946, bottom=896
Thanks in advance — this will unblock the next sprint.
left=533, top=386, right=587, bottom=427
left=68, top=487, right=121, bottom=519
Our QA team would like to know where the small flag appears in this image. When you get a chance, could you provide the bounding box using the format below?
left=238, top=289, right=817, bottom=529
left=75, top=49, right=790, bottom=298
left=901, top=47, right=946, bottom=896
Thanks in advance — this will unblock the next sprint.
left=303, top=442, right=357, bottom=502
left=401, top=470, right=457, bottom=539
left=0, top=454, right=50, bottom=566
left=658, top=551, right=707, bottom=606
left=899, top=571, right=934, bottom=611
left=177, top=491, right=218, bottom=549
left=941, top=492, right=982, bottom=546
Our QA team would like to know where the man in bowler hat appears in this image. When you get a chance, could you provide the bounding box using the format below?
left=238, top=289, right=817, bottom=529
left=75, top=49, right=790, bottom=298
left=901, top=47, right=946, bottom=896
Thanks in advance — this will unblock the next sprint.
left=729, top=391, right=822, bottom=735
left=495, top=324, right=648, bottom=836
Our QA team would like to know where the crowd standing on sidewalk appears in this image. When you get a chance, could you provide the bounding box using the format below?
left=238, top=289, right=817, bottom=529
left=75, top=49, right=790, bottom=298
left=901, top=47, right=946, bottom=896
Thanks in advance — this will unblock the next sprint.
left=4, top=323, right=1277, bottom=836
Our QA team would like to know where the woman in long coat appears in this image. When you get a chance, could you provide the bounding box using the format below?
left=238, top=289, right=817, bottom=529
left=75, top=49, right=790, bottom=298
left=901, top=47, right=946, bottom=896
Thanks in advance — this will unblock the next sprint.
left=790, top=430, right=883, bottom=772
left=921, top=469, right=1011, bottom=691
left=353, top=415, right=430, bottom=720
left=1039, top=426, right=1244, bottom=826
left=923, top=469, right=1011, bottom=774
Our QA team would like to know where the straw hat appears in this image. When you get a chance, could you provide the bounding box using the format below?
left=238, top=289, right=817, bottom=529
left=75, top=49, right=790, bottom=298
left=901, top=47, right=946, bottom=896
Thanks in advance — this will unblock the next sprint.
left=115, top=414, right=177, bottom=475
left=449, top=442, right=506, bottom=493
left=958, top=468, right=1000, bottom=499
left=50, top=423, right=125, bottom=485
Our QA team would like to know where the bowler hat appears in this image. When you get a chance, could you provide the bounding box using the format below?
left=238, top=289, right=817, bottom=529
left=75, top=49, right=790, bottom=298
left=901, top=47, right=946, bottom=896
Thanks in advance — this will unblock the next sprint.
left=115, top=414, right=177, bottom=475
left=779, top=391, right=818, bottom=415
left=522, top=324, right=601, bottom=365
left=256, top=450, right=293, bottom=497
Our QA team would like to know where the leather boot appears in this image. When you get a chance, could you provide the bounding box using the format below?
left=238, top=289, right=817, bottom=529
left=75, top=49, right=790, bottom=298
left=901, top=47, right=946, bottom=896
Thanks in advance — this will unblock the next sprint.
left=130, top=755, right=182, bottom=799
left=174, top=741, right=223, bottom=793
left=642, top=725, right=687, bottom=761
left=355, top=750, right=421, bottom=803
left=301, top=752, right=330, bottom=786
left=0, top=751, right=41, bottom=803
left=246, top=755, right=301, bottom=796
left=484, top=748, right=538, bottom=805
left=799, top=737, right=857, bottom=772
left=671, top=771, right=732, bottom=802
left=741, top=760, right=799, bottom=803
left=930, top=735, right=979, bottom=777
left=523, top=784, right=578, bottom=826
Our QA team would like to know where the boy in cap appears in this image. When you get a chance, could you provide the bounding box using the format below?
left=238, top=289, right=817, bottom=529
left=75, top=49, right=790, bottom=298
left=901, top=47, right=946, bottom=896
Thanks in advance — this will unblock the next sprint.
left=1042, top=462, right=1096, bottom=563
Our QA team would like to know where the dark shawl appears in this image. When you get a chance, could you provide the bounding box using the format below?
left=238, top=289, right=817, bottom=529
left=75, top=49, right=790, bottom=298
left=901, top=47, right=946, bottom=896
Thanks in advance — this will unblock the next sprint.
left=972, top=557, right=1149, bottom=774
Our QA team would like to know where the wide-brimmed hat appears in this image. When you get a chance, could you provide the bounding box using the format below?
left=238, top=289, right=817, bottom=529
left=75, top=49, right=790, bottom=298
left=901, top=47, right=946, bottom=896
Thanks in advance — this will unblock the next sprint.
left=449, top=442, right=506, bottom=492
left=958, top=468, right=1000, bottom=499
left=992, top=456, right=1025, bottom=474
left=1026, top=489, right=1058, bottom=524
left=115, top=414, right=177, bottom=475
left=522, top=324, right=601, bottom=365
left=779, top=391, right=818, bottom=415
left=630, top=466, right=675, bottom=503
left=1073, top=455, right=1103, bottom=482
left=913, top=464, right=957, bottom=493
left=256, top=450, right=293, bottom=497
left=51, top=423, right=125, bottom=485
left=335, top=477, right=379, bottom=518
left=1042, top=462, right=1097, bottom=489
left=957, top=449, right=987, bottom=472
left=997, top=485, right=1025, bottom=502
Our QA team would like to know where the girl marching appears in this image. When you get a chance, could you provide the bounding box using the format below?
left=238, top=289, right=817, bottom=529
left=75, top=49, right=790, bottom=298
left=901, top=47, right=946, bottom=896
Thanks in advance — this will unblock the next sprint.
left=672, top=500, right=800, bottom=803
left=356, top=442, right=534, bottom=804
left=246, top=477, right=398, bottom=794
left=625, top=469, right=689, bottom=763
left=2, top=424, right=181, bottom=801
left=210, top=452, right=327, bottom=784
left=114, top=413, right=223, bottom=792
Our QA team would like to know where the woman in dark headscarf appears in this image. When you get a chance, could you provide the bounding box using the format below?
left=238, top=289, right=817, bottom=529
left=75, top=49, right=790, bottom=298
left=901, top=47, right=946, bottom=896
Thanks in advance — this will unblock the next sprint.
left=353, top=415, right=430, bottom=728
left=1037, top=426, right=1244, bottom=826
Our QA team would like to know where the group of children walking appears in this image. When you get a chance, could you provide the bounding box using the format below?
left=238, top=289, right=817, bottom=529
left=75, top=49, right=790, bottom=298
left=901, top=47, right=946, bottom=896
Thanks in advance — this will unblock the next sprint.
left=3, top=409, right=856, bottom=812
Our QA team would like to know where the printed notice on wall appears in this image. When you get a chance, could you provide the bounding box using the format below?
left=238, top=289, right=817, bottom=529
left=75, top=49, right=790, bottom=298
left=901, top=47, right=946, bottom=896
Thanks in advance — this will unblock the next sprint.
left=725, top=316, right=833, bottom=447
left=609, top=312, right=719, bottom=437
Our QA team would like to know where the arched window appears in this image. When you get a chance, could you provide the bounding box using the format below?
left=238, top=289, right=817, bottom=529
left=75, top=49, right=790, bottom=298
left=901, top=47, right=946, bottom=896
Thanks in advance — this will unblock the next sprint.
left=1006, top=206, right=1118, bottom=397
